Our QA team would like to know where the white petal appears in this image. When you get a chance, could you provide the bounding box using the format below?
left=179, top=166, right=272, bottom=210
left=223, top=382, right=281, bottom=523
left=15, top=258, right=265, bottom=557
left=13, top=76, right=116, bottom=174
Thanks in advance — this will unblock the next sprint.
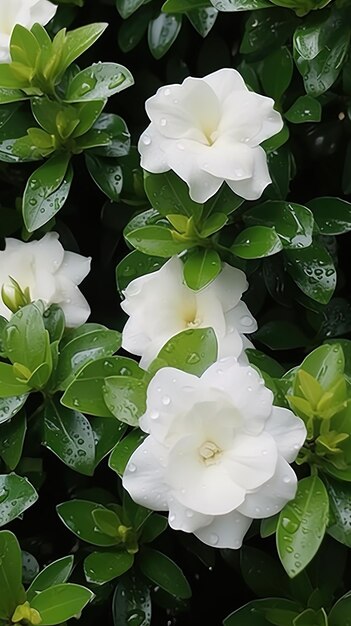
left=54, top=276, right=91, bottom=327
left=29, top=0, right=57, bottom=25
left=58, top=251, right=91, bottom=285
left=224, top=301, right=258, bottom=335
left=217, top=328, right=243, bottom=360
left=123, top=436, right=169, bottom=510
left=194, top=509, right=252, bottom=549
left=223, top=431, right=277, bottom=490
left=203, top=68, right=248, bottom=103
left=226, top=146, right=271, bottom=200
left=265, top=406, right=307, bottom=463
left=237, top=456, right=297, bottom=519
left=31, top=232, right=64, bottom=271
left=195, top=289, right=226, bottom=337
left=140, top=367, right=199, bottom=439
left=166, top=140, right=223, bottom=203
left=138, top=124, right=170, bottom=174
left=205, top=263, right=248, bottom=313
left=166, top=434, right=246, bottom=515
left=168, top=498, right=212, bottom=533
left=201, top=358, right=273, bottom=433
left=200, top=139, right=254, bottom=181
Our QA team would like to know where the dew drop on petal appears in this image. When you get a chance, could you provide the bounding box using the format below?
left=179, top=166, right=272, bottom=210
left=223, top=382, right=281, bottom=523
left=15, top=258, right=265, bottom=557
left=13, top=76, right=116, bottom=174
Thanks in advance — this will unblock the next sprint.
left=240, top=315, right=253, bottom=327
left=142, top=134, right=152, bottom=146
left=162, top=395, right=171, bottom=406
left=128, top=463, right=137, bottom=473
left=209, top=533, right=219, bottom=545
left=150, top=410, right=159, bottom=420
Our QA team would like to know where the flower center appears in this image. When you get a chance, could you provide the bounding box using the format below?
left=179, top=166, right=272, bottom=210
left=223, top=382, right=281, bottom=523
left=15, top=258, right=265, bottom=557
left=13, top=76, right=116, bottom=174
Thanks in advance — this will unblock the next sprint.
left=199, top=441, right=222, bottom=466
left=182, top=303, right=202, bottom=328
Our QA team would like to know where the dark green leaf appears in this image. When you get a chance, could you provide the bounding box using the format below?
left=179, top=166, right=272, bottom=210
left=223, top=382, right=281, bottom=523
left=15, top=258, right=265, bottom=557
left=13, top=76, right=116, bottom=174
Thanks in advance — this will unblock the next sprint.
left=85, top=155, right=123, bottom=202
left=0, top=530, right=25, bottom=621
left=285, top=96, right=321, bottom=124
left=109, top=429, right=147, bottom=477
left=148, top=13, right=182, bottom=59
left=244, top=201, right=314, bottom=249
left=232, top=226, right=283, bottom=259
left=112, top=574, right=151, bottom=626
left=103, top=377, right=147, bottom=426
left=285, top=242, right=336, bottom=304
left=307, top=197, right=351, bottom=235
left=84, top=551, right=134, bottom=585
left=139, top=548, right=191, bottom=599
left=0, top=410, right=26, bottom=470
left=126, top=226, right=191, bottom=257
left=0, top=473, right=38, bottom=527
left=57, top=500, right=120, bottom=546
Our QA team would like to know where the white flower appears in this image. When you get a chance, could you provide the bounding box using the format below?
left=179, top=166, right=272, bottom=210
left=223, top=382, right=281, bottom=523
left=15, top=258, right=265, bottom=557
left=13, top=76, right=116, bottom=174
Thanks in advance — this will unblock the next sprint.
left=138, top=68, right=283, bottom=203
left=121, top=256, right=257, bottom=369
left=0, top=0, right=57, bottom=63
left=0, top=232, right=91, bottom=327
left=123, top=358, right=306, bottom=549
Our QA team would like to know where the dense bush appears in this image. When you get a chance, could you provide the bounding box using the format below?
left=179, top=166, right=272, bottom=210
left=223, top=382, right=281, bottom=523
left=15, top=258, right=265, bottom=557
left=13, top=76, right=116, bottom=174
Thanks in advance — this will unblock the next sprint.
left=2, top=0, right=351, bottom=625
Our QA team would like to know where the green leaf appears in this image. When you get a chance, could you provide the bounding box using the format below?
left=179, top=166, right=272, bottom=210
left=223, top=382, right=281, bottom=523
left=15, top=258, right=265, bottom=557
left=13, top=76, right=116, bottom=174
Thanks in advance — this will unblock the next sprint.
left=4, top=303, right=48, bottom=374
left=0, top=394, right=27, bottom=425
left=118, top=5, right=153, bottom=52
left=323, top=476, right=351, bottom=548
left=285, top=242, right=336, bottom=304
left=10, top=24, right=40, bottom=68
left=153, top=327, right=218, bottom=376
left=84, top=551, right=134, bottom=585
left=246, top=349, right=285, bottom=378
left=117, top=0, right=145, bottom=18
left=0, top=530, right=25, bottom=621
left=0, top=473, right=38, bottom=527
left=240, top=9, right=295, bottom=56
left=0, top=410, right=26, bottom=470
left=92, top=508, right=121, bottom=536
left=224, top=599, right=300, bottom=626
left=299, top=344, right=344, bottom=390
left=85, top=155, right=123, bottom=202
left=212, top=0, right=270, bottom=9
left=116, top=251, right=165, bottom=293
left=57, top=500, right=120, bottom=546
left=140, top=514, right=168, bottom=544
left=30, top=583, right=93, bottom=625
left=112, top=574, right=151, bottom=626
left=109, top=429, right=147, bottom=477
left=307, top=197, right=351, bottom=235
left=27, top=556, right=74, bottom=602
left=23, top=153, right=72, bottom=232
left=163, top=0, right=212, bottom=11
left=285, top=95, right=321, bottom=124
left=61, top=23, right=108, bottom=73
left=0, top=87, right=28, bottom=104
left=103, top=377, right=147, bottom=426
left=65, top=63, right=134, bottom=103
left=91, top=417, right=127, bottom=468
left=22, top=551, right=40, bottom=586
left=54, top=324, right=121, bottom=390
left=0, top=363, right=31, bottom=398
left=186, top=7, right=218, bottom=37
left=139, top=548, right=191, bottom=599
left=277, top=476, right=329, bottom=578
left=183, top=249, right=221, bottom=289
left=240, top=546, right=289, bottom=598
left=203, top=184, right=244, bottom=218
left=259, top=46, right=293, bottom=101
left=255, top=320, right=309, bottom=350
left=126, top=225, right=191, bottom=257
left=61, top=356, right=143, bottom=417
left=148, top=13, right=182, bottom=59
left=329, top=592, right=351, bottom=626
left=91, top=114, right=130, bottom=158
left=144, top=171, right=203, bottom=220
left=43, top=399, right=95, bottom=476
left=232, top=226, right=283, bottom=259
left=244, top=201, right=314, bottom=249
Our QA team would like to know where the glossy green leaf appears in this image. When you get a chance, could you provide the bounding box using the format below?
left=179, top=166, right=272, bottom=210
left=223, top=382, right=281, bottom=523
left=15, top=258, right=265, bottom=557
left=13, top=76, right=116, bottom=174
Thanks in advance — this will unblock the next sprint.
left=148, top=13, right=182, bottom=59
left=224, top=599, right=300, bottom=626
left=0, top=410, right=26, bottom=470
left=85, top=154, right=123, bottom=202
left=65, top=63, right=134, bottom=103
left=61, top=23, right=108, bottom=73
left=240, top=9, right=295, bottom=55
left=329, top=592, right=351, bottom=626
left=109, top=429, right=147, bottom=477
left=30, top=583, right=93, bottom=625
left=212, top=0, right=270, bottom=9
left=244, top=201, right=314, bottom=249
left=140, top=514, right=168, bottom=544
left=187, top=7, right=218, bottom=37
left=0, top=363, right=31, bottom=398
left=91, top=113, right=130, bottom=158
left=259, top=46, right=293, bottom=101
left=54, top=324, right=121, bottom=390
left=285, top=95, right=321, bottom=123
left=323, top=476, right=351, bottom=548
left=232, top=226, right=283, bottom=259
left=103, top=377, right=147, bottom=426
left=27, top=556, right=74, bottom=602
left=163, top=0, right=212, bottom=10
left=255, top=320, right=309, bottom=350
left=144, top=171, right=203, bottom=220
left=57, top=500, right=120, bottom=546
left=112, top=574, right=151, bottom=626
left=126, top=225, right=191, bottom=257
left=61, top=356, right=143, bottom=417
left=139, top=548, right=191, bottom=599
left=84, top=551, right=134, bottom=585
left=277, top=476, right=329, bottom=578
left=116, top=251, right=165, bottom=293
left=153, top=327, right=218, bottom=376
left=0, top=530, right=25, bottom=620
left=91, top=417, right=127, bottom=468
left=0, top=394, right=27, bottom=425
left=23, top=153, right=72, bottom=232
left=307, top=197, right=351, bottom=235
left=183, top=248, right=221, bottom=289
left=0, top=473, right=38, bottom=527
left=43, top=399, right=95, bottom=476
left=285, top=242, right=336, bottom=304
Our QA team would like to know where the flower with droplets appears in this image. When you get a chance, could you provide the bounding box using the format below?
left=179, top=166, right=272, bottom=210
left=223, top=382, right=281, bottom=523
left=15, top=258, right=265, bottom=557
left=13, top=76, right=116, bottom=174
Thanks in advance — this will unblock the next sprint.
left=138, top=68, right=283, bottom=203
left=0, top=232, right=91, bottom=327
left=0, top=0, right=57, bottom=63
left=123, top=358, right=306, bottom=549
left=121, top=256, right=257, bottom=369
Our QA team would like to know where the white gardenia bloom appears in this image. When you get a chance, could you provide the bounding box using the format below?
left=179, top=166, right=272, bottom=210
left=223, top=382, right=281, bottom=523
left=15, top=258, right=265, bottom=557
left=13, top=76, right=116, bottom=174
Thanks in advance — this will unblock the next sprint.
left=123, top=358, right=307, bottom=549
left=0, top=0, right=57, bottom=63
left=121, top=256, right=257, bottom=369
left=138, top=68, right=283, bottom=203
left=0, top=232, right=91, bottom=327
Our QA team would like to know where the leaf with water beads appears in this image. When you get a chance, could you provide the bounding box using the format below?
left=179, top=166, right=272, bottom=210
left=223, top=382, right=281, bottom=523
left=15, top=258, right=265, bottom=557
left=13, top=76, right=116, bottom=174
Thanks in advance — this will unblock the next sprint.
left=0, top=473, right=38, bottom=528
left=276, top=475, right=329, bottom=578
left=65, top=63, right=134, bottom=103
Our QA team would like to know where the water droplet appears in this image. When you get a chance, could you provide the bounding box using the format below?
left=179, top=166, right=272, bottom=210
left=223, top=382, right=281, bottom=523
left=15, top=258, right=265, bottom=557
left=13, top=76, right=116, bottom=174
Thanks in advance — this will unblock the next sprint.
left=142, top=134, right=151, bottom=146
left=209, top=533, right=219, bottom=545
left=162, top=395, right=171, bottom=406
left=128, top=463, right=137, bottom=473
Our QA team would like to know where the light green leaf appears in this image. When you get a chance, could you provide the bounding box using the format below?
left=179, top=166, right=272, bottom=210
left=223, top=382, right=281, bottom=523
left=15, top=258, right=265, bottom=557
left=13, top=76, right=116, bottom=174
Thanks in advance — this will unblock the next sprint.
left=0, top=530, right=25, bottom=621
left=232, top=226, right=283, bottom=259
left=153, top=327, right=218, bottom=376
left=30, top=583, right=94, bottom=625
left=103, top=377, right=147, bottom=426
left=27, top=556, right=74, bottom=602
left=65, top=63, right=134, bottom=102
left=183, top=249, right=221, bottom=290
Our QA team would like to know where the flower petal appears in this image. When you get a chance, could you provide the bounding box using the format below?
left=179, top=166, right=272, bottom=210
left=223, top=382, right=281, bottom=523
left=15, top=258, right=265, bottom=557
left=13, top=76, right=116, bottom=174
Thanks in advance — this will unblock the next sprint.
left=138, top=124, right=171, bottom=174
left=226, top=146, right=271, bottom=200
left=123, top=437, right=169, bottom=510
left=237, top=456, right=297, bottom=519
left=224, top=301, right=258, bottom=335
left=29, top=0, right=57, bottom=25
left=205, top=263, right=248, bottom=313
left=194, top=509, right=252, bottom=549
left=58, top=251, right=91, bottom=285
left=265, top=406, right=307, bottom=463
left=168, top=498, right=212, bottom=533
left=200, top=139, right=254, bottom=181
left=203, top=68, right=248, bottom=103
left=223, top=431, right=277, bottom=490
left=54, top=276, right=91, bottom=327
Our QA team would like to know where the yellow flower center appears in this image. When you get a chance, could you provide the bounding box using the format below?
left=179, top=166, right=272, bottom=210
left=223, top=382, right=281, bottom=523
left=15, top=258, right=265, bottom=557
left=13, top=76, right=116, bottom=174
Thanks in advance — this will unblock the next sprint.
left=199, top=441, right=222, bottom=466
